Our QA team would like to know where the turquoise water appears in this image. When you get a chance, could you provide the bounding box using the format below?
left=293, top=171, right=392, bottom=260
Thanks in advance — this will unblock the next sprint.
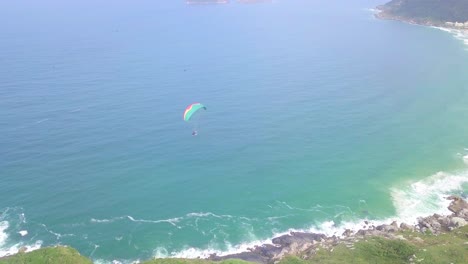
left=1, top=0, right=468, bottom=262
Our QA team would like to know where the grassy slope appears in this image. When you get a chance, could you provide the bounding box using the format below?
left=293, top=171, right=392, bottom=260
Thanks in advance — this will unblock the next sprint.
left=279, top=225, right=468, bottom=264
left=0, top=247, right=92, bottom=264
left=1, top=226, right=467, bottom=263
left=142, top=259, right=252, bottom=264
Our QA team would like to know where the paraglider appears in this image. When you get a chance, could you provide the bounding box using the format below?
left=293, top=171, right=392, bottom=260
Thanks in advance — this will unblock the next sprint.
left=183, top=103, right=206, bottom=136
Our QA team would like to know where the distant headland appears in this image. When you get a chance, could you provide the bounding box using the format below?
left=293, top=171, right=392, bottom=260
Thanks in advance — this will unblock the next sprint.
left=186, top=0, right=271, bottom=5
left=375, top=0, right=468, bottom=30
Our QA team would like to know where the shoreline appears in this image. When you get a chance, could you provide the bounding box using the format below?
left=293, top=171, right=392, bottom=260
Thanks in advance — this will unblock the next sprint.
left=2, top=196, right=467, bottom=263
left=2, top=168, right=468, bottom=262
left=374, top=7, right=468, bottom=48
left=204, top=195, right=468, bottom=263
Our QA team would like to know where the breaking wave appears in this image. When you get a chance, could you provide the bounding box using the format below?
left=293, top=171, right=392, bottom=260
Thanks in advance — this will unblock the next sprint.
left=431, top=26, right=468, bottom=49
left=2, top=159, right=468, bottom=262
left=148, top=166, right=468, bottom=260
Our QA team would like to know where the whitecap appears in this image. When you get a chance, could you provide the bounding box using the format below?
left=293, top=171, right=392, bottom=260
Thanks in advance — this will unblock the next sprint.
left=153, top=168, right=468, bottom=260
left=166, top=237, right=274, bottom=259
left=19, top=213, right=26, bottom=224
left=0, top=240, right=43, bottom=258
left=91, top=215, right=181, bottom=226
left=35, top=118, right=49, bottom=124
left=126, top=216, right=181, bottom=226
left=431, top=27, right=468, bottom=49
left=0, top=221, right=8, bottom=248
left=391, top=170, right=468, bottom=224
left=90, top=217, right=125, bottom=223
left=18, top=230, right=28, bottom=237
left=186, top=212, right=233, bottom=218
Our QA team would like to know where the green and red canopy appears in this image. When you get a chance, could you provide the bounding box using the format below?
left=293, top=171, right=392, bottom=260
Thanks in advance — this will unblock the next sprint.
left=183, top=103, right=206, bottom=122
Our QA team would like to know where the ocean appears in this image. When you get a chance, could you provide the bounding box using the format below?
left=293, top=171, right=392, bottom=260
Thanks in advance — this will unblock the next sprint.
left=1, top=0, right=468, bottom=262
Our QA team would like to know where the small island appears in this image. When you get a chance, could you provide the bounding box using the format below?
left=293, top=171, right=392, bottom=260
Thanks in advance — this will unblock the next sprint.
left=376, top=0, right=468, bottom=30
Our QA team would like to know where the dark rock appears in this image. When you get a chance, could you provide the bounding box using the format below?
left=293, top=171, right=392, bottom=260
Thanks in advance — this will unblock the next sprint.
left=438, top=217, right=451, bottom=229
left=376, top=224, right=398, bottom=232
left=356, top=229, right=382, bottom=237
left=252, top=244, right=282, bottom=258
left=417, top=215, right=445, bottom=234
left=447, top=196, right=468, bottom=215
left=342, top=229, right=353, bottom=237
left=457, top=209, right=468, bottom=219
left=213, top=198, right=468, bottom=264
left=400, top=223, right=414, bottom=231
left=356, top=229, right=367, bottom=236
left=272, top=232, right=325, bottom=247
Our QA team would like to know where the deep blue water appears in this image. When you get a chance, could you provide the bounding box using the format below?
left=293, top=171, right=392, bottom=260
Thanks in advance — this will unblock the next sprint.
left=1, top=0, right=468, bottom=262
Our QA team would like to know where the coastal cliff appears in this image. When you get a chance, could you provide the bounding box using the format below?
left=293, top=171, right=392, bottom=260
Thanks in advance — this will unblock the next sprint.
left=1, top=196, right=468, bottom=264
left=376, top=0, right=468, bottom=29
left=207, top=195, right=468, bottom=263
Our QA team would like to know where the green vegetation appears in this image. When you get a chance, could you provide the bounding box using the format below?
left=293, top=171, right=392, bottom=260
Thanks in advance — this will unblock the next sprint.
left=278, top=226, right=468, bottom=264
left=1, top=226, right=467, bottom=264
left=0, top=247, right=92, bottom=264
left=142, top=259, right=252, bottom=264
left=379, top=0, right=468, bottom=23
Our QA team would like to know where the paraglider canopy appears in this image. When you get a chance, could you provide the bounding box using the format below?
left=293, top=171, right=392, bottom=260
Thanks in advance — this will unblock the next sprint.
left=183, top=103, right=206, bottom=122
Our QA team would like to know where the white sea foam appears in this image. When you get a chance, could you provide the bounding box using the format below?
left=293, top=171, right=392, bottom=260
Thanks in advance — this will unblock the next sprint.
left=391, top=170, right=468, bottom=224
left=0, top=221, right=8, bottom=248
left=152, top=219, right=386, bottom=260
left=463, top=155, right=468, bottom=165
left=19, top=213, right=26, bottom=224
left=1, top=213, right=45, bottom=257
left=35, top=118, right=49, bottom=124
left=40, top=224, right=74, bottom=239
left=166, top=237, right=274, bottom=259
left=92, top=214, right=240, bottom=227
left=0, top=240, right=43, bottom=258
left=1, top=211, right=42, bottom=257
left=153, top=247, right=169, bottom=258
left=306, top=218, right=391, bottom=238
left=126, top=216, right=181, bottom=226
left=153, top=168, right=468, bottom=260
left=186, top=212, right=234, bottom=219
left=431, top=26, right=468, bottom=48
left=365, top=8, right=381, bottom=15
left=94, top=258, right=140, bottom=264
left=5, top=167, right=468, bottom=262
left=90, top=217, right=126, bottom=223
left=91, top=215, right=181, bottom=226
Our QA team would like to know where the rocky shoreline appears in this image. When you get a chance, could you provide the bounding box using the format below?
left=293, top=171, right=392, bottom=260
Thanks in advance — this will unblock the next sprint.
left=374, top=5, right=468, bottom=33
left=208, top=196, right=468, bottom=263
